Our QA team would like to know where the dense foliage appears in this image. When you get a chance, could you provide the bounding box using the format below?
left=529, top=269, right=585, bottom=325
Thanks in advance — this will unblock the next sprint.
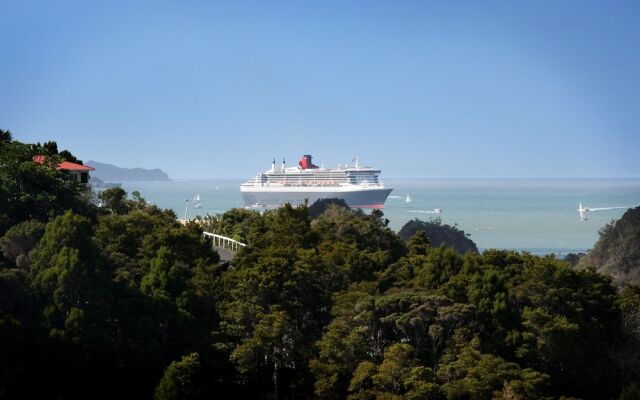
left=579, top=206, right=640, bottom=287
left=1, top=133, right=640, bottom=399
left=0, top=131, right=93, bottom=232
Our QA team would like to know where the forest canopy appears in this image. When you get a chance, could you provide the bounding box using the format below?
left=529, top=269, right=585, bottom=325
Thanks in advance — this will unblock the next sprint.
left=1, top=132, right=640, bottom=400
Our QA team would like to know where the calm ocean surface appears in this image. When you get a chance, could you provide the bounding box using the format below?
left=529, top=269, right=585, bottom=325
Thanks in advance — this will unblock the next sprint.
left=119, top=178, right=640, bottom=255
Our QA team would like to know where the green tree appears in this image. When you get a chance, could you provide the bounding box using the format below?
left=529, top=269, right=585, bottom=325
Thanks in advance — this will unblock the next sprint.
left=98, top=187, right=131, bottom=215
left=348, top=344, right=443, bottom=400
left=348, top=361, right=377, bottom=400
left=312, top=204, right=404, bottom=260
left=141, top=246, right=195, bottom=321
left=30, top=211, right=112, bottom=343
left=231, top=310, right=301, bottom=399
left=372, top=343, right=415, bottom=395
left=311, top=285, right=474, bottom=399
left=92, top=196, right=218, bottom=398
left=407, top=230, right=431, bottom=256
left=310, top=283, right=378, bottom=399
left=42, top=140, right=59, bottom=155
left=438, top=340, right=549, bottom=400
left=93, top=204, right=179, bottom=284
left=155, top=352, right=202, bottom=400
left=0, top=220, right=45, bottom=268
left=0, top=139, right=91, bottom=227
left=197, top=207, right=262, bottom=242
left=27, top=211, right=115, bottom=398
left=58, top=149, right=81, bottom=164
left=413, top=245, right=465, bottom=290
left=0, top=129, right=12, bottom=144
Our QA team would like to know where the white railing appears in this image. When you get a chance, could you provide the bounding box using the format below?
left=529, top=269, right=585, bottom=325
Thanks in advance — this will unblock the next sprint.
left=202, top=231, right=247, bottom=252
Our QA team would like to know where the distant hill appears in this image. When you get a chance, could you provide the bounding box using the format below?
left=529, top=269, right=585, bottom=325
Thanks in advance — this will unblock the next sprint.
left=399, top=217, right=478, bottom=254
left=579, top=206, right=640, bottom=287
left=86, top=161, right=170, bottom=182
left=89, top=176, right=121, bottom=189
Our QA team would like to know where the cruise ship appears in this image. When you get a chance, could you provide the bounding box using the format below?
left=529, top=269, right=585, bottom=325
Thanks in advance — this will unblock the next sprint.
left=240, top=155, right=393, bottom=208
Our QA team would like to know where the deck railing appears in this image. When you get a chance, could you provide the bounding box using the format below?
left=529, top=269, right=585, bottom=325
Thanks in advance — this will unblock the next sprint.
left=202, top=231, right=247, bottom=252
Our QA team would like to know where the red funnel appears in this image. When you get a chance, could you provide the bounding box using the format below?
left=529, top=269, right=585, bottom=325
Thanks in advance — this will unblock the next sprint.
left=299, top=155, right=319, bottom=170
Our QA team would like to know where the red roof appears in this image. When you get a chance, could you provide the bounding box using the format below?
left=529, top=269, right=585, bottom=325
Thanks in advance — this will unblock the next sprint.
left=33, top=155, right=95, bottom=171
left=58, top=161, right=94, bottom=171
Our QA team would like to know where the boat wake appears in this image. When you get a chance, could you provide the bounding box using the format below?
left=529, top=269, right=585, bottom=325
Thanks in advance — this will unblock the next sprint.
left=578, top=202, right=633, bottom=221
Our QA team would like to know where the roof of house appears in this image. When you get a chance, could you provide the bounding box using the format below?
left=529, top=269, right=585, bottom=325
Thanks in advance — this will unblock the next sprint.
left=32, top=155, right=47, bottom=164
left=57, top=160, right=95, bottom=171
left=33, top=155, right=95, bottom=171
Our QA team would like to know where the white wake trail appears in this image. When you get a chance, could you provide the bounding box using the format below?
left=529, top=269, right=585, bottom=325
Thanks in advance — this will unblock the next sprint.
left=588, top=206, right=630, bottom=211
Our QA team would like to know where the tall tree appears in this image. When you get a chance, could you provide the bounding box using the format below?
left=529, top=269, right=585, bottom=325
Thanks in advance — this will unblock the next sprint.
left=155, top=353, right=202, bottom=400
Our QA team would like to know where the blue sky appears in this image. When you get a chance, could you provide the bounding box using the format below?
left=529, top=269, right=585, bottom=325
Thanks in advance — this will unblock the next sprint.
left=1, top=1, right=639, bottom=178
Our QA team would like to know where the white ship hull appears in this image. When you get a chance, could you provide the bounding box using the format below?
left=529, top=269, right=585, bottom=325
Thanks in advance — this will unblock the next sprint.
left=241, top=185, right=393, bottom=209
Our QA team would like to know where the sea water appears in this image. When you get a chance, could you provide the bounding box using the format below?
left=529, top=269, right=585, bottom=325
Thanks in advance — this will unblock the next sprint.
left=119, top=178, right=640, bottom=255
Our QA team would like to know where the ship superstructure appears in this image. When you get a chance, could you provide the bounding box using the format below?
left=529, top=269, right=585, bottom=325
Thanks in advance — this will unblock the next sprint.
left=240, top=155, right=393, bottom=208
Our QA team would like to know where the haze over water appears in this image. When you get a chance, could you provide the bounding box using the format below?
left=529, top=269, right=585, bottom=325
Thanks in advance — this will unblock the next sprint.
left=120, top=178, right=640, bottom=255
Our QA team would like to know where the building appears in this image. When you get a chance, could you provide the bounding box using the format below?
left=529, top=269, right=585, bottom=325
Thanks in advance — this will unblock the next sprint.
left=33, top=155, right=95, bottom=184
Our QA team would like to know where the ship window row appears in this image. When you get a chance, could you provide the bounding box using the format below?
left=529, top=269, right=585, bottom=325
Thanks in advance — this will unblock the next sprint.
left=352, top=175, right=379, bottom=183
left=251, top=176, right=350, bottom=180
left=261, top=174, right=352, bottom=181
left=265, top=172, right=350, bottom=177
left=247, top=179, right=380, bottom=186
left=261, top=172, right=380, bottom=178
left=247, top=171, right=381, bottom=185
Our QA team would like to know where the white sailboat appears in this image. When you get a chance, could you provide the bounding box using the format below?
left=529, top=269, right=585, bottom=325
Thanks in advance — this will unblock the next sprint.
left=578, top=202, right=629, bottom=221
left=194, top=194, right=202, bottom=208
left=405, top=194, right=412, bottom=203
